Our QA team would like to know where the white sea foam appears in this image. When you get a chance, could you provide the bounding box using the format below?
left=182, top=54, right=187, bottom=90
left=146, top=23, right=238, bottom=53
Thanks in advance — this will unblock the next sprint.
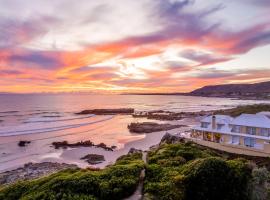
left=23, top=114, right=95, bottom=123
left=0, top=115, right=114, bottom=137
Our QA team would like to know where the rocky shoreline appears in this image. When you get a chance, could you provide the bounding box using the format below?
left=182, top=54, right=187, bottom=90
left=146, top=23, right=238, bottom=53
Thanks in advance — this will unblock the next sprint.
left=76, top=108, right=134, bottom=115
left=128, top=122, right=186, bottom=133
left=80, top=154, right=105, bottom=165
left=52, top=140, right=117, bottom=151
left=0, top=162, right=78, bottom=185
left=18, top=140, right=31, bottom=147
left=132, top=110, right=213, bottom=120
left=133, top=110, right=183, bottom=120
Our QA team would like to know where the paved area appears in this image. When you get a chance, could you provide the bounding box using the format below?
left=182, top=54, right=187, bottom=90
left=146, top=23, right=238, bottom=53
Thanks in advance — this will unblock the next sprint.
left=189, top=138, right=270, bottom=157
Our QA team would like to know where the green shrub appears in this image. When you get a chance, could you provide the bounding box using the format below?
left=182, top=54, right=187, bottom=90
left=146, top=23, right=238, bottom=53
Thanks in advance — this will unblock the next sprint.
left=144, top=142, right=253, bottom=200
left=183, top=157, right=251, bottom=200
left=0, top=153, right=144, bottom=200
left=215, top=104, right=270, bottom=117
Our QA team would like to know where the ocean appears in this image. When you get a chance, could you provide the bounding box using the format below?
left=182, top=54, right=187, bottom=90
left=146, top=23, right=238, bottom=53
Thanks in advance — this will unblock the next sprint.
left=0, top=93, right=267, bottom=128
left=0, top=94, right=268, bottom=171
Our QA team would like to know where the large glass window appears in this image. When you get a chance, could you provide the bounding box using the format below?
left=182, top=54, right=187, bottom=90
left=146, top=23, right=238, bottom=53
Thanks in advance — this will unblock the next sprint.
left=217, top=124, right=223, bottom=130
left=232, top=125, right=241, bottom=133
left=247, top=127, right=256, bottom=135
left=260, top=128, right=269, bottom=137
left=244, top=137, right=256, bottom=147
left=201, top=122, right=209, bottom=128
left=232, top=136, right=239, bottom=144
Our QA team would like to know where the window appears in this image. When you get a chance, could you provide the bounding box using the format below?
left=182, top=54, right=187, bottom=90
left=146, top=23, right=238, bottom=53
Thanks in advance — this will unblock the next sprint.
left=214, top=133, right=221, bottom=143
left=203, top=132, right=212, bottom=141
left=244, top=137, right=256, bottom=147
left=232, top=125, right=241, bottom=133
left=201, top=122, right=209, bottom=128
left=247, top=127, right=256, bottom=135
left=217, top=124, right=223, bottom=130
left=260, top=128, right=269, bottom=137
left=232, top=136, right=239, bottom=144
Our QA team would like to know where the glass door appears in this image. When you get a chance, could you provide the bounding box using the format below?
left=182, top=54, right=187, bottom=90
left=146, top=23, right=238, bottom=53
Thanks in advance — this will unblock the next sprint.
left=244, top=137, right=255, bottom=147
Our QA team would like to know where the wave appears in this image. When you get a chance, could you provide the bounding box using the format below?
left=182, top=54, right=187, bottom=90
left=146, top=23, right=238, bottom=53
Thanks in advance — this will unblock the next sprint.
left=0, top=114, right=24, bottom=118
left=0, top=111, right=19, bottom=114
left=23, top=114, right=95, bottom=123
left=0, top=116, right=114, bottom=137
left=0, top=153, right=40, bottom=164
left=42, top=115, right=62, bottom=118
left=0, top=111, right=62, bottom=119
left=0, top=122, right=108, bottom=146
left=28, top=111, right=61, bottom=116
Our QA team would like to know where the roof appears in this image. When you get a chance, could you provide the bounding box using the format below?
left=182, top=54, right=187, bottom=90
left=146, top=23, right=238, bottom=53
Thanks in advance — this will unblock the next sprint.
left=201, top=115, right=233, bottom=124
left=193, top=113, right=270, bottom=140
left=257, top=112, right=270, bottom=118
left=230, top=114, right=270, bottom=128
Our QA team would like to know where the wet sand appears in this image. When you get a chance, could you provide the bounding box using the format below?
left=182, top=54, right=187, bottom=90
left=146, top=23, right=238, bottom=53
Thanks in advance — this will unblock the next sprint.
left=0, top=115, right=196, bottom=172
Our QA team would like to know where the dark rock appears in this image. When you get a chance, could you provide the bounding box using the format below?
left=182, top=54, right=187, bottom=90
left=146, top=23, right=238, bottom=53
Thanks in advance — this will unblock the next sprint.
left=96, top=143, right=113, bottom=151
left=52, top=140, right=94, bottom=149
left=132, top=110, right=213, bottom=120
left=0, top=162, right=78, bottom=185
left=111, top=145, right=117, bottom=150
left=52, top=140, right=113, bottom=151
left=18, top=140, right=31, bottom=147
left=128, top=148, right=142, bottom=154
left=80, top=154, right=105, bottom=165
left=160, top=132, right=185, bottom=144
left=128, top=122, right=186, bottom=133
left=133, top=110, right=183, bottom=121
left=76, top=108, right=134, bottom=115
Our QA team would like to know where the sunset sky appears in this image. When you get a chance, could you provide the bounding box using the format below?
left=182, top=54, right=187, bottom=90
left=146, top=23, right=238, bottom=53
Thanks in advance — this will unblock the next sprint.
left=0, top=0, right=270, bottom=93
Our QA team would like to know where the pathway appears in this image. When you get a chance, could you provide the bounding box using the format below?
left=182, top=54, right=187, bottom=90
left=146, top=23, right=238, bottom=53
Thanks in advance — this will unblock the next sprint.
left=125, top=152, right=147, bottom=200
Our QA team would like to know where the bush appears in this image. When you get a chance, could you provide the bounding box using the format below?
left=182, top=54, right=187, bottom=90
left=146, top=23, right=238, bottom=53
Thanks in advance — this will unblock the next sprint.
left=144, top=142, right=253, bottom=200
left=0, top=154, right=144, bottom=200
left=251, top=167, right=270, bottom=200
left=183, top=157, right=251, bottom=200
left=215, top=104, right=270, bottom=117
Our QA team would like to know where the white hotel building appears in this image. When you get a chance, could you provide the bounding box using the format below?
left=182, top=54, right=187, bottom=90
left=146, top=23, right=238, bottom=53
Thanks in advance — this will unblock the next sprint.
left=191, top=112, right=270, bottom=153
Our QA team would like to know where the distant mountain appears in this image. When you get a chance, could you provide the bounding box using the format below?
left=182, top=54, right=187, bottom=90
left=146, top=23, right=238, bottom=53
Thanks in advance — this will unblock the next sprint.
left=189, top=81, right=270, bottom=99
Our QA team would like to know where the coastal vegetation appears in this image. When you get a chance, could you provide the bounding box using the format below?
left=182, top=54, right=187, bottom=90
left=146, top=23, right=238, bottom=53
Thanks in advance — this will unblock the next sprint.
left=0, top=153, right=144, bottom=200
left=2, top=136, right=270, bottom=200
left=215, top=104, right=270, bottom=117
left=144, top=139, right=270, bottom=200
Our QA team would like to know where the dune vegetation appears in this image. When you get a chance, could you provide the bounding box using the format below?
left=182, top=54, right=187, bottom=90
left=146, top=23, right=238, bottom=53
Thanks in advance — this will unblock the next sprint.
left=1, top=139, right=270, bottom=200
left=0, top=153, right=144, bottom=200
left=144, top=141, right=270, bottom=200
left=214, top=104, right=270, bottom=117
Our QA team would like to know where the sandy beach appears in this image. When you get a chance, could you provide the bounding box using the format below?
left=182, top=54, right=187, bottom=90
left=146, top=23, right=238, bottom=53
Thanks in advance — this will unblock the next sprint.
left=0, top=114, right=196, bottom=172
